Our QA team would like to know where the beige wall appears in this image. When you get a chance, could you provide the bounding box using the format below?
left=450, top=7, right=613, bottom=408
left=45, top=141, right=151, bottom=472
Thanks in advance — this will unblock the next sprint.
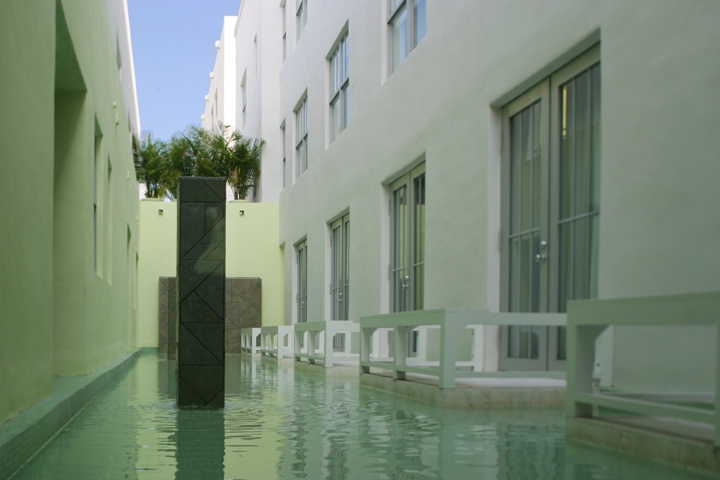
left=137, top=200, right=177, bottom=348
left=137, top=200, right=285, bottom=348
left=226, top=202, right=284, bottom=326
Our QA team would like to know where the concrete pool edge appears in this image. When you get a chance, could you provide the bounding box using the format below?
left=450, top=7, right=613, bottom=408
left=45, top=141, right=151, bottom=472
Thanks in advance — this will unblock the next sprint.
left=359, top=372, right=565, bottom=408
left=0, top=349, right=141, bottom=480
left=566, top=417, right=720, bottom=475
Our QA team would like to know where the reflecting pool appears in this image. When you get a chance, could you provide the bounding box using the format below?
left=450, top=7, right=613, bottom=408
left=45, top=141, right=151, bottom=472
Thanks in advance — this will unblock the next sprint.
left=12, top=352, right=715, bottom=479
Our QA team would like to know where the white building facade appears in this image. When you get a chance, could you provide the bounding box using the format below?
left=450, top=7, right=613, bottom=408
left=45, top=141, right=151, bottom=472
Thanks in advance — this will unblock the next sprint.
left=205, top=0, right=720, bottom=391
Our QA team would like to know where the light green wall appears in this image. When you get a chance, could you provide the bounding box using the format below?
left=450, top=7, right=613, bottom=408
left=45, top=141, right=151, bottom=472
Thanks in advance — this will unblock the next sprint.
left=0, top=0, right=56, bottom=427
left=137, top=200, right=177, bottom=348
left=53, top=92, right=90, bottom=375
left=226, top=202, right=285, bottom=327
left=0, top=0, right=140, bottom=425
left=596, top=4, right=720, bottom=392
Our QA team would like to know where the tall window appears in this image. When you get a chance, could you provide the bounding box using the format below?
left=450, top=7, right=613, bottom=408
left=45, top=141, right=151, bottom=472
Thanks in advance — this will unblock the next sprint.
left=388, top=0, right=426, bottom=74
left=330, top=214, right=350, bottom=320
left=329, top=32, right=349, bottom=142
left=296, top=239, right=308, bottom=323
left=105, top=158, right=113, bottom=284
left=295, top=96, right=308, bottom=179
left=281, top=1, right=287, bottom=61
left=281, top=122, right=286, bottom=189
left=93, top=133, right=101, bottom=273
left=499, top=46, right=600, bottom=371
left=241, top=72, right=247, bottom=128
left=390, top=163, right=425, bottom=312
left=296, top=0, right=307, bottom=41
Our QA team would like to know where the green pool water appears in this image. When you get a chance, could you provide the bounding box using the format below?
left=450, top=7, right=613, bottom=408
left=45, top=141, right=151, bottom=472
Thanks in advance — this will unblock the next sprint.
left=10, top=352, right=716, bottom=479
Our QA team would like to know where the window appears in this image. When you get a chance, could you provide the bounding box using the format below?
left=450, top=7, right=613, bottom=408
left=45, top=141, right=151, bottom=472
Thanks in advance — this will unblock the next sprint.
left=329, top=32, right=349, bottom=142
left=388, top=0, right=426, bottom=74
left=241, top=72, right=247, bottom=128
left=296, top=0, right=307, bottom=41
left=93, top=133, right=100, bottom=273
left=499, top=46, right=601, bottom=371
left=390, top=163, right=425, bottom=312
left=295, top=96, right=308, bottom=179
left=281, top=122, right=286, bottom=189
left=105, top=158, right=113, bottom=284
left=330, top=214, right=350, bottom=320
left=281, top=1, right=287, bottom=61
left=296, top=239, right=308, bottom=323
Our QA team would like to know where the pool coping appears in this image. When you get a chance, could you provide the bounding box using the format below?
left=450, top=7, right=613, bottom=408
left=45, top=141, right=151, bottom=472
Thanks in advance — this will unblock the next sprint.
left=0, top=349, right=141, bottom=480
left=360, top=371, right=566, bottom=408
left=566, top=416, right=720, bottom=475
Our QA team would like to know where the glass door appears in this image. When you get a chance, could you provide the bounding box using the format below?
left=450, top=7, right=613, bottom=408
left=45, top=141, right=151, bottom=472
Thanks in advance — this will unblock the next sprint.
left=500, top=81, right=551, bottom=371
left=296, top=240, right=307, bottom=323
left=499, top=46, right=601, bottom=372
left=390, top=163, right=425, bottom=313
left=330, top=214, right=350, bottom=350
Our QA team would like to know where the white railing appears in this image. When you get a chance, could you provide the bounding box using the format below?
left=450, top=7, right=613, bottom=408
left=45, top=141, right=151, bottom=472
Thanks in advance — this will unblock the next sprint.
left=360, top=308, right=566, bottom=388
left=293, top=320, right=360, bottom=368
left=259, top=325, right=294, bottom=360
left=240, top=327, right=262, bottom=355
left=566, top=291, right=720, bottom=445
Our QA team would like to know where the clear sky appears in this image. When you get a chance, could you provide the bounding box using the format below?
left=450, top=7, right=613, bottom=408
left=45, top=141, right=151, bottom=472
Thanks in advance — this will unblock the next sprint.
left=127, top=0, right=241, bottom=141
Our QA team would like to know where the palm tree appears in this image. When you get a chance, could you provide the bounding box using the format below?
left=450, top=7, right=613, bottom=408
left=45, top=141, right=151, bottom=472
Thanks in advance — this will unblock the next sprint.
left=226, top=132, right=263, bottom=200
left=133, top=132, right=169, bottom=198
left=164, top=127, right=202, bottom=199
left=167, top=124, right=263, bottom=200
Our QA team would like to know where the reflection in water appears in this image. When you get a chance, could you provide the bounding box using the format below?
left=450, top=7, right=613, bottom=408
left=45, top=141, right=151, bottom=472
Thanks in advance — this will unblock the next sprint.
left=174, top=409, right=224, bottom=480
left=10, top=352, right=713, bottom=480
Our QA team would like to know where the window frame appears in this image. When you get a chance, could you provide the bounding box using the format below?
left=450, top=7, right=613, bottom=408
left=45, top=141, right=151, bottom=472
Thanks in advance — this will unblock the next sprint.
left=296, top=238, right=308, bottom=324
left=328, top=31, right=350, bottom=143
left=499, top=45, right=601, bottom=372
left=296, top=0, right=307, bottom=41
left=281, top=0, right=287, bottom=61
left=295, top=95, right=308, bottom=179
left=389, top=162, right=426, bottom=313
left=330, top=213, right=350, bottom=321
left=241, top=71, right=247, bottom=128
left=280, top=120, right=286, bottom=189
left=388, top=0, right=426, bottom=74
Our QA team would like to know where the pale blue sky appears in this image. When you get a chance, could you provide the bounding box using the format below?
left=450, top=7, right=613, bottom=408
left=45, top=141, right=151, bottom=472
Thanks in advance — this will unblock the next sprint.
left=127, top=0, right=241, bottom=141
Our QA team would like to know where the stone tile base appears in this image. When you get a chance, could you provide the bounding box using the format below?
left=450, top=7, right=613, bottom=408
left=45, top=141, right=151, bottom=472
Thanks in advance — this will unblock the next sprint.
left=260, top=355, right=294, bottom=365
left=359, top=372, right=565, bottom=408
left=225, top=278, right=262, bottom=353
left=158, top=277, right=177, bottom=360
left=0, top=349, right=140, bottom=479
left=160, top=277, right=261, bottom=357
left=567, top=416, right=720, bottom=475
left=294, top=361, right=360, bottom=377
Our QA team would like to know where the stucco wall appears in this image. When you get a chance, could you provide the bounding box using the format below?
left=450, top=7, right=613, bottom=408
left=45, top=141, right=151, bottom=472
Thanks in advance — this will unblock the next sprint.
left=137, top=200, right=284, bottom=348
left=0, top=0, right=56, bottom=427
left=273, top=1, right=720, bottom=389
left=137, top=200, right=177, bottom=348
left=226, top=202, right=284, bottom=327
left=0, top=0, right=140, bottom=425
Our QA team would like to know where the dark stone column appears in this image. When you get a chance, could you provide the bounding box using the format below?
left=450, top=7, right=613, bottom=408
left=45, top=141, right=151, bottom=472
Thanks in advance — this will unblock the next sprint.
left=176, top=177, right=226, bottom=408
